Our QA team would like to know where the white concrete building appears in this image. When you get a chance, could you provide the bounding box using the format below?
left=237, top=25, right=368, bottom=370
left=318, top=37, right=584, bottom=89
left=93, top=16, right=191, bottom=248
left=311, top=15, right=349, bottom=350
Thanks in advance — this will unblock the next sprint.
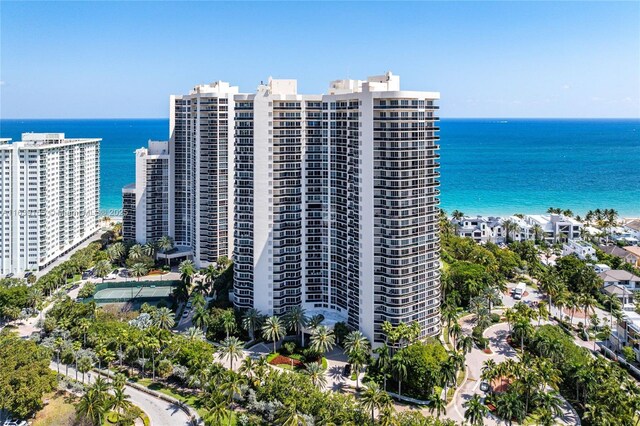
left=122, top=141, right=170, bottom=244
left=169, top=82, right=238, bottom=266
left=453, top=216, right=505, bottom=244
left=623, top=220, right=640, bottom=242
left=0, top=133, right=100, bottom=275
left=592, top=263, right=611, bottom=273
left=233, top=73, right=441, bottom=344
left=562, top=239, right=596, bottom=260
left=524, top=214, right=582, bottom=243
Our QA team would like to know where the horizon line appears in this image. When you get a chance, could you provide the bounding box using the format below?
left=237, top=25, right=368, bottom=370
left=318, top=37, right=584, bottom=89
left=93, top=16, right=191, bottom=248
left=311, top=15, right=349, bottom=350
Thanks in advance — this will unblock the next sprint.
left=2, top=116, right=639, bottom=120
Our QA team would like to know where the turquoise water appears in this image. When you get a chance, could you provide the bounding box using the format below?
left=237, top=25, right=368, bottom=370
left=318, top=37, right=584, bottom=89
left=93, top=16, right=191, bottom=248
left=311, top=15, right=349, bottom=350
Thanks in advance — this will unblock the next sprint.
left=1, top=118, right=639, bottom=217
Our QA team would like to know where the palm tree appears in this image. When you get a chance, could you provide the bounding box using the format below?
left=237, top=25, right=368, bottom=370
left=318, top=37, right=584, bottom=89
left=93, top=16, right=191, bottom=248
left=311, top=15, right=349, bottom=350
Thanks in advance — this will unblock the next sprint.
left=495, top=391, right=525, bottom=426
left=448, top=321, right=462, bottom=348
left=78, top=318, right=91, bottom=346
left=429, top=391, right=446, bottom=418
left=360, top=381, right=391, bottom=425
left=202, top=263, right=220, bottom=288
left=130, top=262, right=148, bottom=283
left=157, top=236, right=174, bottom=266
left=512, top=317, right=534, bottom=352
left=307, top=314, right=325, bottom=330
left=276, top=402, right=309, bottom=426
left=464, top=394, right=489, bottom=426
left=502, top=219, right=519, bottom=243
left=604, top=293, right=621, bottom=328
left=532, top=224, right=544, bottom=244
left=221, top=310, right=237, bottom=339
left=152, top=307, right=175, bottom=330
left=374, top=344, right=392, bottom=391
left=192, top=306, right=209, bottom=331
left=109, top=385, right=132, bottom=419
left=284, top=306, right=308, bottom=347
left=218, top=337, right=244, bottom=371
left=310, top=325, right=336, bottom=356
left=241, top=308, right=262, bottom=341
left=94, top=260, right=112, bottom=284
left=441, top=304, right=462, bottom=330
left=183, top=326, right=205, bottom=342
left=178, top=259, right=195, bottom=285
left=304, top=361, right=328, bottom=388
left=205, top=400, right=231, bottom=426
left=344, top=330, right=371, bottom=356
left=533, top=391, right=563, bottom=418
left=76, top=388, right=108, bottom=425
left=457, top=335, right=473, bottom=355
left=107, top=242, right=125, bottom=265
left=441, top=356, right=458, bottom=396
left=391, top=352, right=408, bottom=396
left=580, top=293, right=597, bottom=320
left=261, top=316, right=284, bottom=353
left=128, top=244, right=144, bottom=261
left=343, top=330, right=371, bottom=390
left=481, top=286, right=501, bottom=312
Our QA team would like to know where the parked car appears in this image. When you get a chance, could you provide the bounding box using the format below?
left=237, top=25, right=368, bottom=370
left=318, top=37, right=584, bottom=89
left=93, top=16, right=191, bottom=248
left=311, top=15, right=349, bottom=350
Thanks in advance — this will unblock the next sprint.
left=479, top=381, right=490, bottom=392
left=343, top=363, right=352, bottom=377
left=5, top=273, right=14, bottom=278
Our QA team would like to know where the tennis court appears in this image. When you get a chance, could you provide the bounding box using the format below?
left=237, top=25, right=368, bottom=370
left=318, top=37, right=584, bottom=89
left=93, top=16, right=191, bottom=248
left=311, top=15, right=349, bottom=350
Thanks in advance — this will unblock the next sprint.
left=83, top=280, right=179, bottom=306
left=94, top=285, right=173, bottom=300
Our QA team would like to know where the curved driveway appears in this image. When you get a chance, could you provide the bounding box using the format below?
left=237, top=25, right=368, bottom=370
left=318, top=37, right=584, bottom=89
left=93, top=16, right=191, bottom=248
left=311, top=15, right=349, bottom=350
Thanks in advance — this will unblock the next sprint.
left=446, top=319, right=580, bottom=425
left=51, top=363, right=192, bottom=426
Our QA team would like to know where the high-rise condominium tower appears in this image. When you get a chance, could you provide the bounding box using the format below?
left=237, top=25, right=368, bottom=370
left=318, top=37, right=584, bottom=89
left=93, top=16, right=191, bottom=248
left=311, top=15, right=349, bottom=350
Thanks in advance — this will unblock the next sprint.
left=122, top=141, right=170, bottom=243
left=169, top=82, right=238, bottom=266
left=233, top=73, right=441, bottom=344
left=0, top=133, right=100, bottom=275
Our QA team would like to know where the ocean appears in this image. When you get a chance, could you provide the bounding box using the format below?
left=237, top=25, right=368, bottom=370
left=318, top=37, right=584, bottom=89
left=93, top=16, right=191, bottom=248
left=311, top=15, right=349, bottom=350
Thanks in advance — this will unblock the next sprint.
left=1, top=118, right=639, bottom=218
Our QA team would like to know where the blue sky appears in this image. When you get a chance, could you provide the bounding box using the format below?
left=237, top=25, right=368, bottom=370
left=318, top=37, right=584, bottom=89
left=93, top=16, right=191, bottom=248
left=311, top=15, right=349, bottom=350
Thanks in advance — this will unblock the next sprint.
left=1, top=1, right=639, bottom=118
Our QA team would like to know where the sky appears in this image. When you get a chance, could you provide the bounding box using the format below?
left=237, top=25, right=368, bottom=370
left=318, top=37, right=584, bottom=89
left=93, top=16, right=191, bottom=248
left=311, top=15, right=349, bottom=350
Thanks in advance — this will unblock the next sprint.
left=1, top=1, right=639, bottom=119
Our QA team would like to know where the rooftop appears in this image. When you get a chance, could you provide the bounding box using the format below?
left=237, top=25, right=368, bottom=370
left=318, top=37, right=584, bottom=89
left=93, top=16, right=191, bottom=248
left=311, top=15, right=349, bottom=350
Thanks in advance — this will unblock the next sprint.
left=624, top=246, right=640, bottom=258
left=625, top=220, right=640, bottom=232
left=598, top=269, right=640, bottom=282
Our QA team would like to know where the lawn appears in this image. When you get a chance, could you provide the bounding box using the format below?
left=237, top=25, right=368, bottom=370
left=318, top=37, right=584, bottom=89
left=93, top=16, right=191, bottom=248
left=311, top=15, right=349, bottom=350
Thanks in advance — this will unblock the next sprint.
left=32, top=391, right=78, bottom=426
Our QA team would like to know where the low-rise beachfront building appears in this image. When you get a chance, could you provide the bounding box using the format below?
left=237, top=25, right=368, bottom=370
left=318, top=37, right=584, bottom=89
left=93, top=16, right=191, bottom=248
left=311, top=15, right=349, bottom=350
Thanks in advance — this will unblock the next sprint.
left=524, top=214, right=582, bottom=243
left=598, top=269, right=640, bottom=291
left=612, top=311, right=640, bottom=361
left=0, top=133, right=101, bottom=276
left=623, top=220, right=640, bottom=243
left=603, top=284, right=635, bottom=311
left=600, top=245, right=640, bottom=266
left=591, top=263, right=611, bottom=273
left=562, top=239, right=596, bottom=260
left=454, top=216, right=504, bottom=243
left=624, top=246, right=640, bottom=268
left=121, top=141, right=170, bottom=245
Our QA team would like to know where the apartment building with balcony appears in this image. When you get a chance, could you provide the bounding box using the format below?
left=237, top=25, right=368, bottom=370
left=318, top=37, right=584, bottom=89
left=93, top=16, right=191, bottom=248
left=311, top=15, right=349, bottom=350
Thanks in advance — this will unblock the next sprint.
left=0, top=133, right=100, bottom=275
left=233, top=72, right=441, bottom=344
left=169, top=81, right=238, bottom=266
left=122, top=141, right=170, bottom=244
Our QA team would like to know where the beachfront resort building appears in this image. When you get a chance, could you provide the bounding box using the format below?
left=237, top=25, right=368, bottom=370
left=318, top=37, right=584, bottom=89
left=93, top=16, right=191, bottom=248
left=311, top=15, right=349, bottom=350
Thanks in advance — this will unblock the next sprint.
left=0, top=133, right=101, bottom=276
left=451, top=213, right=584, bottom=245
left=122, top=141, right=170, bottom=244
left=233, top=73, right=442, bottom=344
left=123, top=72, right=442, bottom=344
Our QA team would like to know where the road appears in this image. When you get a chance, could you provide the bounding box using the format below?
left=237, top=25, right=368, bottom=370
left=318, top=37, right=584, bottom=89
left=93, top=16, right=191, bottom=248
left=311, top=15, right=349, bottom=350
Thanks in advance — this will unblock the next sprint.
left=51, top=362, right=192, bottom=426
